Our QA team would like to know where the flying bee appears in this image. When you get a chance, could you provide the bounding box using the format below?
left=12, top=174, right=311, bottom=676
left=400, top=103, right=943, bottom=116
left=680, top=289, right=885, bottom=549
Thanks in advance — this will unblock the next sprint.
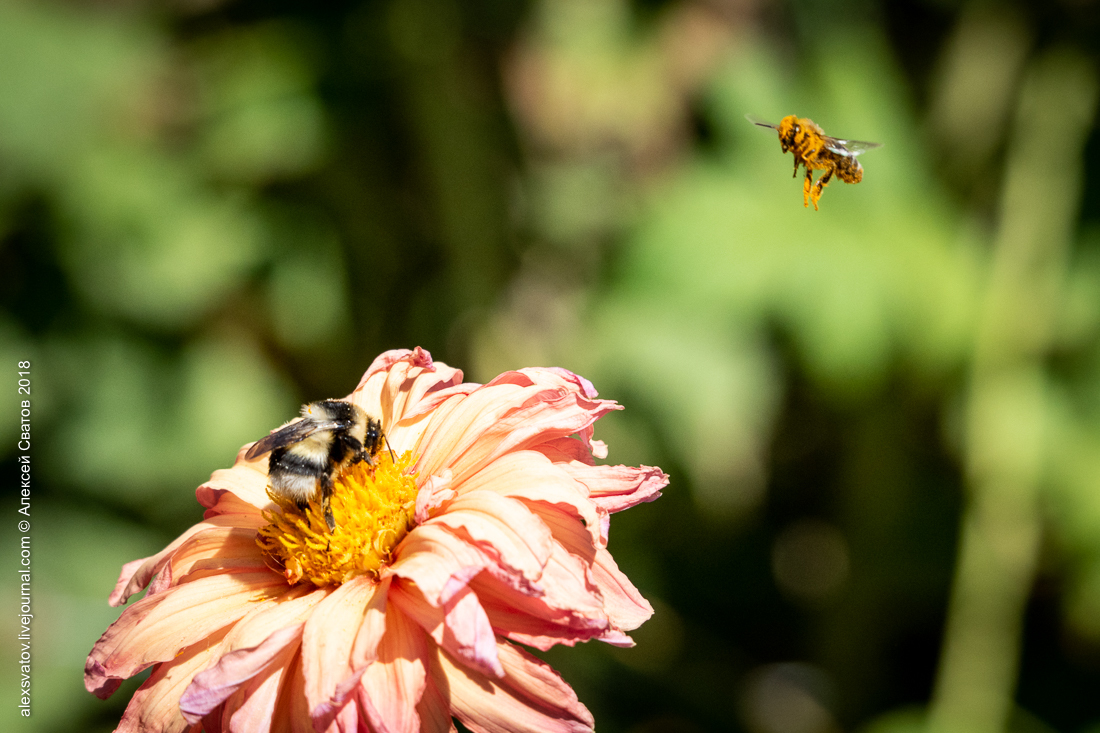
left=747, top=114, right=882, bottom=210
left=245, top=400, right=393, bottom=533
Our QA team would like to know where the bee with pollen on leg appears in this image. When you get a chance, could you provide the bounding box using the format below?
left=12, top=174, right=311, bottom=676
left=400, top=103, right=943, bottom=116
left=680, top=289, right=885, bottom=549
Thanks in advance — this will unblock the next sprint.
left=747, top=114, right=882, bottom=210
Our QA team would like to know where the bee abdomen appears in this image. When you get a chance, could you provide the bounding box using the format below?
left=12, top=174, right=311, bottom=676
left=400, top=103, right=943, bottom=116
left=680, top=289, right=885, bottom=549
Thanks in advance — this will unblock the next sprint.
left=269, top=448, right=326, bottom=503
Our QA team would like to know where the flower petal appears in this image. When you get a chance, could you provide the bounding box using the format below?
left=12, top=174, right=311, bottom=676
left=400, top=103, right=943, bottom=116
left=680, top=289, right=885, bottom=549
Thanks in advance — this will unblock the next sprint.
left=389, top=578, right=502, bottom=678
left=537, top=437, right=668, bottom=513
left=414, top=369, right=621, bottom=486
left=113, top=628, right=231, bottom=733
left=109, top=515, right=266, bottom=607
left=180, top=623, right=303, bottom=724
left=166, top=526, right=270, bottom=586
left=351, top=347, right=463, bottom=424
left=451, top=449, right=603, bottom=554
left=270, top=652, right=313, bottom=733
left=387, top=524, right=494, bottom=605
left=591, top=547, right=654, bottom=633
left=198, top=451, right=275, bottom=511
left=433, top=641, right=594, bottom=733
left=470, top=543, right=609, bottom=651
left=86, top=572, right=287, bottom=699
left=357, top=603, right=430, bottom=733
left=218, top=639, right=298, bottom=733
left=301, top=575, right=387, bottom=730
left=179, top=586, right=325, bottom=722
left=427, top=492, right=554, bottom=587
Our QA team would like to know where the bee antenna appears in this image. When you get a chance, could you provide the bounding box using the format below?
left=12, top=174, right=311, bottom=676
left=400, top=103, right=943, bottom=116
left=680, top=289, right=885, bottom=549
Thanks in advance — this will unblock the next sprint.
left=383, top=430, right=397, bottom=465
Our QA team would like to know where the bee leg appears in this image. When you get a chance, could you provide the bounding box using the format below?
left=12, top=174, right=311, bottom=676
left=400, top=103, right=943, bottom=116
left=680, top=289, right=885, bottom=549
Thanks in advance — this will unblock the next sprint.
left=320, top=474, right=336, bottom=532
left=811, top=168, right=834, bottom=211
left=803, top=168, right=814, bottom=207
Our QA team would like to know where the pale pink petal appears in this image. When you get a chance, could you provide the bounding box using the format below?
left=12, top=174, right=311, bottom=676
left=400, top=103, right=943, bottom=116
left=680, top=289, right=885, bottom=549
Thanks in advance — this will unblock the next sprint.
left=414, top=370, right=622, bottom=486
left=591, top=547, right=654, bottom=633
left=356, top=347, right=437, bottom=392
left=389, top=576, right=502, bottom=678
left=165, top=526, right=269, bottom=586
left=415, top=646, right=459, bottom=733
left=415, top=470, right=455, bottom=525
left=109, top=514, right=266, bottom=607
left=357, top=604, right=430, bottom=733
left=198, top=453, right=274, bottom=511
left=270, top=652, right=313, bottom=733
left=486, top=367, right=617, bottom=459
left=434, top=641, right=594, bottom=733
left=570, top=464, right=667, bottom=514
left=301, top=575, right=386, bottom=730
left=451, top=450, right=603, bottom=553
left=201, top=488, right=268, bottom=520
left=536, top=437, right=595, bottom=466
left=86, top=572, right=288, bottom=699
left=541, top=517, right=654, bottom=637
left=426, top=492, right=554, bottom=587
left=471, top=543, right=608, bottom=651
left=387, top=524, right=494, bottom=605
left=351, top=347, right=460, bottom=424
left=536, top=438, right=668, bottom=513
left=219, top=639, right=297, bottom=733
left=179, top=586, right=325, bottom=722
left=180, top=623, right=303, bottom=724
left=114, top=628, right=232, bottom=733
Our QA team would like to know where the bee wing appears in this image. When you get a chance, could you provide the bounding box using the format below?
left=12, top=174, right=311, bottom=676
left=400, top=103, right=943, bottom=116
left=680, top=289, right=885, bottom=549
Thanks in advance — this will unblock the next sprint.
left=745, top=114, right=780, bottom=131
left=822, top=135, right=882, bottom=157
left=244, top=418, right=343, bottom=459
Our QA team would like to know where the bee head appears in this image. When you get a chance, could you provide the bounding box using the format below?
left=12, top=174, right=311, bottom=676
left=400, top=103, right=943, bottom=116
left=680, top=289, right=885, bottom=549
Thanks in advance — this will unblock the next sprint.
left=363, top=417, right=383, bottom=454
left=777, top=115, right=799, bottom=152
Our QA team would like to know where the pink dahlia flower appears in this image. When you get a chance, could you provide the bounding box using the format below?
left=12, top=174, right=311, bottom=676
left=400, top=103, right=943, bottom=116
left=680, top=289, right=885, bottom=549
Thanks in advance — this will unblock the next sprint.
left=86, top=347, right=666, bottom=733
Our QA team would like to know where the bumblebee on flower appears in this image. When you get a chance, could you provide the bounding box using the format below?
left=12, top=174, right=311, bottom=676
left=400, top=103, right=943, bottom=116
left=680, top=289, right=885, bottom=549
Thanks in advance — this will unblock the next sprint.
left=86, top=347, right=667, bottom=733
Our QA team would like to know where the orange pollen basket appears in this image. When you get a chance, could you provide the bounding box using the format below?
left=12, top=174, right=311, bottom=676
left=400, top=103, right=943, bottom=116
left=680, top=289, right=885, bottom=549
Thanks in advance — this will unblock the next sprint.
left=256, top=449, right=418, bottom=587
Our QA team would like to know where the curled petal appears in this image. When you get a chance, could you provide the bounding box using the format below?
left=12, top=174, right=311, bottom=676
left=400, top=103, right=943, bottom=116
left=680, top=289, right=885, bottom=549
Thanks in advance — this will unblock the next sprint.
left=452, top=450, right=603, bottom=554
left=198, top=454, right=274, bottom=512
left=302, top=575, right=387, bottom=730
left=387, top=524, right=494, bottom=605
left=471, top=544, right=609, bottom=651
left=86, top=572, right=287, bottom=699
left=218, top=638, right=298, bottom=733
left=591, top=547, right=653, bottom=633
left=390, top=577, right=502, bottom=678
left=109, top=515, right=265, bottom=607
left=414, top=369, right=622, bottom=486
left=114, top=628, right=231, bottom=733
left=427, top=492, right=554, bottom=587
left=180, top=623, right=303, bottom=724
left=358, top=604, right=430, bottom=733
left=434, top=641, right=594, bottom=733
left=537, top=438, right=668, bottom=513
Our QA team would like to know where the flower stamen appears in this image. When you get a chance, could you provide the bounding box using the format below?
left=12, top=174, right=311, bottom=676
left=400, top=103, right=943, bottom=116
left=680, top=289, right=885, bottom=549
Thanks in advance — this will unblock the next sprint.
left=256, top=450, right=418, bottom=587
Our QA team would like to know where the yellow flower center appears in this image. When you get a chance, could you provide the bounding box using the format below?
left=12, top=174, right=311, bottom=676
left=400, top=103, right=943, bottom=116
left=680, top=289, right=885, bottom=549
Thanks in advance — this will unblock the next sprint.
left=256, top=451, right=418, bottom=587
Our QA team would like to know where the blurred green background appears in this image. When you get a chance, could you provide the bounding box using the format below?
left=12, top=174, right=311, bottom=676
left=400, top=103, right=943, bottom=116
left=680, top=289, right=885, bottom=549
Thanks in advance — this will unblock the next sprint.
left=3, top=0, right=1100, bottom=731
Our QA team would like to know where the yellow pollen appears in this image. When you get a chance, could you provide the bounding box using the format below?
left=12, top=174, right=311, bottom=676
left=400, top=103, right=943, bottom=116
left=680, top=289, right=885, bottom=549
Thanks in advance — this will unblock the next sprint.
left=256, top=451, right=418, bottom=587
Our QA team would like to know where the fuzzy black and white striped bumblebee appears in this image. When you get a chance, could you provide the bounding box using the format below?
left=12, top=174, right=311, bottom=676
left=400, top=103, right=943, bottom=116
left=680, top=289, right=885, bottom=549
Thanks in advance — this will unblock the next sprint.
left=245, top=400, right=391, bottom=532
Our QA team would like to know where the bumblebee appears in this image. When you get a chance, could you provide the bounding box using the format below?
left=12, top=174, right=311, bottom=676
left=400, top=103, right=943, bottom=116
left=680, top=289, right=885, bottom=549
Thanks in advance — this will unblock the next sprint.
left=245, top=400, right=389, bottom=532
left=747, top=114, right=881, bottom=210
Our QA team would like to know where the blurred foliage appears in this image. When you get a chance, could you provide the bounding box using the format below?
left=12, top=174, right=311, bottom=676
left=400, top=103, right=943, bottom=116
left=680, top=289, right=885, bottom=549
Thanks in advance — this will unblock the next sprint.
left=4, top=0, right=1100, bottom=732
